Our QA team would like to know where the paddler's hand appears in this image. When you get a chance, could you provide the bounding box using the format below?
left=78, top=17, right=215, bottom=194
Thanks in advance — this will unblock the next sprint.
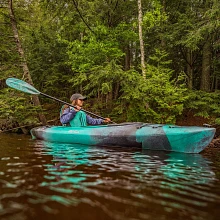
left=103, top=118, right=111, bottom=123
left=74, top=105, right=82, bottom=112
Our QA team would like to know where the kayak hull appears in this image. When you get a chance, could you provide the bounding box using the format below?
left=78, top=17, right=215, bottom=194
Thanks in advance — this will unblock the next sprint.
left=30, top=123, right=216, bottom=153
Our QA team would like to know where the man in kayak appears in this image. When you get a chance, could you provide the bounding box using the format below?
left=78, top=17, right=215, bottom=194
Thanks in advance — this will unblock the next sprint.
left=60, top=93, right=111, bottom=126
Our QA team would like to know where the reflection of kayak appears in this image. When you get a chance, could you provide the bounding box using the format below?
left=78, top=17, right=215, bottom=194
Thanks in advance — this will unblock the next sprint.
left=30, top=123, right=215, bottom=153
left=161, top=152, right=216, bottom=184
left=134, top=151, right=216, bottom=184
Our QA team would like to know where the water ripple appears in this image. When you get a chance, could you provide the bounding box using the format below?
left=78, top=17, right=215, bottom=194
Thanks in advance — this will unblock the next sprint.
left=0, top=137, right=220, bottom=220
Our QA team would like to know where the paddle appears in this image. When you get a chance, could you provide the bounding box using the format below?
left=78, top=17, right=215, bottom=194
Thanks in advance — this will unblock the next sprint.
left=6, top=77, right=115, bottom=123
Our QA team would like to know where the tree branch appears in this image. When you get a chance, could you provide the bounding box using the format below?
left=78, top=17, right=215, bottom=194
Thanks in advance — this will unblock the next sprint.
left=71, top=0, right=96, bottom=35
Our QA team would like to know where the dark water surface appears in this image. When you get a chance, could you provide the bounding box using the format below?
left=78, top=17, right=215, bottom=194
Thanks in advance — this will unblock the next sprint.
left=0, top=134, right=220, bottom=220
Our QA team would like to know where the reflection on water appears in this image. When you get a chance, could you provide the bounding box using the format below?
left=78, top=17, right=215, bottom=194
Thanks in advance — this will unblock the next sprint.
left=0, top=134, right=220, bottom=220
left=134, top=151, right=216, bottom=184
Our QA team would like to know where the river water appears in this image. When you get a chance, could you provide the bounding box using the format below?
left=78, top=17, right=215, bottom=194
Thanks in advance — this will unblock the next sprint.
left=0, top=133, right=220, bottom=220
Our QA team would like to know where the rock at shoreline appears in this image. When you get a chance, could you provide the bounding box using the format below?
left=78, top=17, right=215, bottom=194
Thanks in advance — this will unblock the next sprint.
left=207, top=138, right=220, bottom=148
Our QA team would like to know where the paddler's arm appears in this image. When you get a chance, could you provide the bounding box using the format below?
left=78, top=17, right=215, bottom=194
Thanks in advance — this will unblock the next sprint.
left=86, top=115, right=111, bottom=125
left=60, top=107, right=77, bottom=124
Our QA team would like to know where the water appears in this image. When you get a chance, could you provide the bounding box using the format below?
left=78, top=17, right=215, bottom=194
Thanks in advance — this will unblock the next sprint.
left=0, top=133, right=220, bottom=220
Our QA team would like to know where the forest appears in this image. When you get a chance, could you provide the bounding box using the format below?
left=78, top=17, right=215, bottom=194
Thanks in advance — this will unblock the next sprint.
left=0, top=0, right=220, bottom=132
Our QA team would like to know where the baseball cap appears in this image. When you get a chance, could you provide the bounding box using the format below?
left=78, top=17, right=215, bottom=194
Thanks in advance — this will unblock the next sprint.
left=70, top=93, right=87, bottom=101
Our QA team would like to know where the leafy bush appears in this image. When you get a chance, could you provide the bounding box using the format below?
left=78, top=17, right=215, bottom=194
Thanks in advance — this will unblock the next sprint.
left=185, top=90, right=220, bottom=125
left=117, top=51, right=188, bottom=124
left=0, top=88, right=43, bottom=126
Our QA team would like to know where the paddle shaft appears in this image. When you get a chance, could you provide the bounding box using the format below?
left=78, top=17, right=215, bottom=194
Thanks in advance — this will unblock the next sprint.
left=40, top=92, right=114, bottom=122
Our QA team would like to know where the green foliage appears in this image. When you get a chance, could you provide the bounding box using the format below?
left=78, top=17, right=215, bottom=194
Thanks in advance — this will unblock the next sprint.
left=1, top=0, right=219, bottom=129
left=64, top=27, right=124, bottom=73
left=87, top=59, right=124, bottom=94
left=185, top=90, right=220, bottom=124
left=118, top=50, right=188, bottom=124
left=0, top=88, right=42, bottom=126
left=66, top=59, right=125, bottom=109
left=143, top=1, right=167, bottom=30
left=0, top=6, right=21, bottom=79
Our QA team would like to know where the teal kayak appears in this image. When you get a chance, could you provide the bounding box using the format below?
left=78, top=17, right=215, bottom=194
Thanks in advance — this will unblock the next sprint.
left=30, top=122, right=216, bottom=153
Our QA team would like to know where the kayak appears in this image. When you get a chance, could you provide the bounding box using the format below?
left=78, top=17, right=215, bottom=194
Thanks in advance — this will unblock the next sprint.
left=30, top=122, right=215, bottom=153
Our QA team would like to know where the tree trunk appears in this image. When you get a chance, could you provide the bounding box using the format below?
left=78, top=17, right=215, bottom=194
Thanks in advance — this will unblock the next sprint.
left=186, top=49, right=193, bottom=89
left=200, top=38, right=211, bottom=92
left=124, top=44, right=131, bottom=70
left=8, top=0, right=47, bottom=125
left=108, top=89, right=113, bottom=108
left=114, top=82, right=120, bottom=100
left=161, top=0, right=166, bottom=48
left=137, top=0, right=146, bottom=79
left=215, top=77, right=218, bottom=91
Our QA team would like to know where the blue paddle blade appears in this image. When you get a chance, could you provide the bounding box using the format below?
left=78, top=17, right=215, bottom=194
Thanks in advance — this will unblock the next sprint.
left=6, top=78, right=40, bottom=95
